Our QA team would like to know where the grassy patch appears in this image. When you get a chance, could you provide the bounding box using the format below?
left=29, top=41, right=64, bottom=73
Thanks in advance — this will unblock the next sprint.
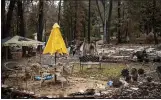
left=71, top=63, right=127, bottom=81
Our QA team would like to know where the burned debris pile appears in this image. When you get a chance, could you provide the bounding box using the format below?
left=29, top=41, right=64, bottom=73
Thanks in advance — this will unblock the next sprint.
left=108, top=82, right=161, bottom=99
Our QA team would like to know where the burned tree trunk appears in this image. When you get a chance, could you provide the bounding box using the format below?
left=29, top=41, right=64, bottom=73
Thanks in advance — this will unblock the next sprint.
left=5, top=0, right=16, bottom=38
left=88, top=0, right=91, bottom=43
left=103, top=0, right=107, bottom=43
left=106, top=0, right=113, bottom=44
left=36, top=0, right=44, bottom=53
left=58, top=0, right=62, bottom=25
left=152, top=0, right=158, bottom=44
left=74, top=0, right=78, bottom=40
left=37, top=0, right=44, bottom=42
left=17, top=0, right=25, bottom=37
left=2, top=0, right=5, bottom=39
left=117, top=0, right=121, bottom=43
left=96, top=0, right=104, bottom=27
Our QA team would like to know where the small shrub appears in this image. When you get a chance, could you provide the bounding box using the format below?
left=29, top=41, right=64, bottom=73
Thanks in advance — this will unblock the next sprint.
left=131, top=68, right=138, bottom=82
left=131, top=68, right=138, bottom=76
left=138, top=68, right=145, bottom=75
left=121, top=69, right=129, bottom=77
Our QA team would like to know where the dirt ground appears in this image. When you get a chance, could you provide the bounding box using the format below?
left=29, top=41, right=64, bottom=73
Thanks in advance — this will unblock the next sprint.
left=4, top=76, right=107, bottom=97
left=3, top=62, right=159, bottom=97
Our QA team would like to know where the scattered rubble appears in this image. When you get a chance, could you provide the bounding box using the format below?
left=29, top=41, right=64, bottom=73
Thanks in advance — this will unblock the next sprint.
left=107, top=82, right=161, bottom=99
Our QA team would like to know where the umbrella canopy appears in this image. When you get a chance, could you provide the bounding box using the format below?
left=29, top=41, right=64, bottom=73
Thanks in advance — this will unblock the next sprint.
left=2, top=35, right=44, bottom=47
left=43, top=23, right=68, bottom=55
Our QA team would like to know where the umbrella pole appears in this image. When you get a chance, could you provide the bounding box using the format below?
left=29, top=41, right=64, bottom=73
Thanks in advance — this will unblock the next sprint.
left=55, top=53, right=56, bottom=64
left=51, top=55, right=52, bottom=65
left=54, top=53, right=57, bottom=83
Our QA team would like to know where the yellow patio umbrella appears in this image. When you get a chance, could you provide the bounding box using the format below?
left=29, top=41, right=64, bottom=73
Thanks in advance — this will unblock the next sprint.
left=43, top=23, right=68, bottom=55
left=43, top=23, right=68, bottom=82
